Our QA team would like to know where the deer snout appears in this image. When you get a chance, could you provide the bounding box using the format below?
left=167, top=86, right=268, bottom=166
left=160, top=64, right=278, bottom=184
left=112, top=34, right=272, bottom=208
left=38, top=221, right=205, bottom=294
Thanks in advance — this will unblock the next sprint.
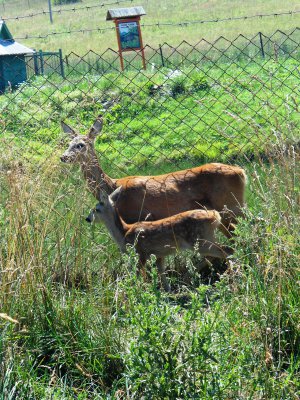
left=86, top=216, right=92, bottom=223
left=60, top=155, right=68, bottom=162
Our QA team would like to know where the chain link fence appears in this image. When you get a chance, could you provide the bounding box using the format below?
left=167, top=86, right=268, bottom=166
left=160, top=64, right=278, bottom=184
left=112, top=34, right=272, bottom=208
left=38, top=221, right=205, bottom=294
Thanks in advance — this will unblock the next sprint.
left=1, top=28, right=299, bottom=277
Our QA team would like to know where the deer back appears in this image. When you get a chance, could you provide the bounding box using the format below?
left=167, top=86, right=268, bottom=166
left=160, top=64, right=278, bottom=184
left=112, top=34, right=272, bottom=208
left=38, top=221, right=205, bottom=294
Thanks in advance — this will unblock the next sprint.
left=123, top=209, right=222, bottom=258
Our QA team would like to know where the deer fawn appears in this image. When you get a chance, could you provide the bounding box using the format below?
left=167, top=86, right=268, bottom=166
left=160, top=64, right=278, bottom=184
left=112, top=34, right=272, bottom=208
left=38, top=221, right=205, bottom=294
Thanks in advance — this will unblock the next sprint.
left=61, top=116, right=247, bottom=236
left=86, top=187, right=232, bottom=291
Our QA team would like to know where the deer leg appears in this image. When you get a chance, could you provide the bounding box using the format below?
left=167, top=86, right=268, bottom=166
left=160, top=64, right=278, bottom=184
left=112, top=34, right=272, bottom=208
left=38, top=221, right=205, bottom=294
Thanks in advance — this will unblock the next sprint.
left=200, top=242, right=232, bottom=260
left=197, top=257, right=213, bottom=272
left=218, top=223, right=233, bottom=239
left=137, top=256, right=148, bottom=281
left=156, top=257, right=170, bottom=292
left=195, top=200, right=234, bottom=239
left=219, top=208, right=243, bottom=236
left=199, top=242, right=234, bottom=276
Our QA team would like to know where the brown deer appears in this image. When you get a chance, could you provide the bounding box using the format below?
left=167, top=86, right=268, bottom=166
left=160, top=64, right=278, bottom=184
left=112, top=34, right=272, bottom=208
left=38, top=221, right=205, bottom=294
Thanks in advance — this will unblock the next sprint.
left=61, top=116, right=247, bottom=235
left=86, top=187, right=232, bottom=291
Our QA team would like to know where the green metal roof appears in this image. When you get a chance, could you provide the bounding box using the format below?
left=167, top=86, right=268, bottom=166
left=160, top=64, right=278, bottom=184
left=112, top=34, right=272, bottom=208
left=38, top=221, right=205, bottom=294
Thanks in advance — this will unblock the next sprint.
left=0, top=20, right=13, bottom=40
left=0, top=20, right=34, bottom=56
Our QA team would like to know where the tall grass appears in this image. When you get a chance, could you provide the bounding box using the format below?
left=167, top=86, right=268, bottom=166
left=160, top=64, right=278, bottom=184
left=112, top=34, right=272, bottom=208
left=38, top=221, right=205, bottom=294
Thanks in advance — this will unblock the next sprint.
left=0, top=149, right=125, bottom=398
left=0, top=137, right=299, bottom=398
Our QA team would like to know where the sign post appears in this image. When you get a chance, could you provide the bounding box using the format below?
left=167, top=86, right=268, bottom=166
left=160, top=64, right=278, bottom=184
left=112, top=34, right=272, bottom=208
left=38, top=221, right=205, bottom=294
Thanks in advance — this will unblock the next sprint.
left=107, top=7, right=146, bottom=71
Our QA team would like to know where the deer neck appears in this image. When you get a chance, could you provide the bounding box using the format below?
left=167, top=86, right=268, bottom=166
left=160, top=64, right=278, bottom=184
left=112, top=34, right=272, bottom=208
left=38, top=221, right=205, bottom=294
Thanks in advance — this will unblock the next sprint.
left=102, top=208, right=127, bottom=253
left=118, top=214, right=131, bottom=234
left=81, top=151, right=115, bottom=199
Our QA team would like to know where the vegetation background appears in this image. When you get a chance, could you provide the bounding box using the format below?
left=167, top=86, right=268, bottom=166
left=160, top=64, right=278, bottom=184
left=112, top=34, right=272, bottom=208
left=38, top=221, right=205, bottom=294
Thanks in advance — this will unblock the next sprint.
left=0, top=0, right=300, bottom=54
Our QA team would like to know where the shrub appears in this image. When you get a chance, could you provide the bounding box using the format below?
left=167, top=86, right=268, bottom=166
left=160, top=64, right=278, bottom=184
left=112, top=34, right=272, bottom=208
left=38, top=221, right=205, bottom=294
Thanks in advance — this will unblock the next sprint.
left=170, top=76, right=187, bottom=97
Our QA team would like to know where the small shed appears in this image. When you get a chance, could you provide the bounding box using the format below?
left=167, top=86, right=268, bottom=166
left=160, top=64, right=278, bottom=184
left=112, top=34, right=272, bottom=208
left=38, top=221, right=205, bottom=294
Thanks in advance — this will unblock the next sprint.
left=0, top=20, right=34, bottom=93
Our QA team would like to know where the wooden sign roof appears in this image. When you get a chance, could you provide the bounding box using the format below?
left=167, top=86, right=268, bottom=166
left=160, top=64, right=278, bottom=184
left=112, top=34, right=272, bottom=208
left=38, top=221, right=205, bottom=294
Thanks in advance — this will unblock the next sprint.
left=106, top=6, right=146, bottom=20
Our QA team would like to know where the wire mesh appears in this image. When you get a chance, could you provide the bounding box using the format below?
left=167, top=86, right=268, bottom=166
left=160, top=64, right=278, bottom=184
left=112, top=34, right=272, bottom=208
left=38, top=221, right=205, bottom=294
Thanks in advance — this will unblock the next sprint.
left=1, top=28, right=299, bottom=273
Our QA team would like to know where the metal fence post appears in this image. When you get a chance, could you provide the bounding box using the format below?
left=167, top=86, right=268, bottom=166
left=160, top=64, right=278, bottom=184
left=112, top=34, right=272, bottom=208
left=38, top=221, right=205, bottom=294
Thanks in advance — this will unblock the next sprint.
left=258, top=32, right=265, bottom=59
left=39, top=50, right=44, bottom=75
left=48, top=0, right=53, bottom=24
left=58, top=49, right=65, bottom=78
left=159, top=44, right=165, bottom=67
left=33, top=51, right=39, bottom=75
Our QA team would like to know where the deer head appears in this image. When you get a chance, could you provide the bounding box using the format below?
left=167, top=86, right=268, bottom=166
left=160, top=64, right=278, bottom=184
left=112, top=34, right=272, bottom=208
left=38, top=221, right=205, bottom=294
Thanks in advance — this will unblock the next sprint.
left=60, top=115, right=103, bottom=163
left=86, top=186, right=126, bottom=252
left=86, top=186, right=123, bottom=224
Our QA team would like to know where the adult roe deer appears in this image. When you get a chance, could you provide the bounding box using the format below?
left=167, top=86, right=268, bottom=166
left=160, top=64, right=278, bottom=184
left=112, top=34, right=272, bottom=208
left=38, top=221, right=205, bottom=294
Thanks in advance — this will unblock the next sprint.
left=60, top=116, right=247, bottom=235
left=86, top=187, right=232, bottom=291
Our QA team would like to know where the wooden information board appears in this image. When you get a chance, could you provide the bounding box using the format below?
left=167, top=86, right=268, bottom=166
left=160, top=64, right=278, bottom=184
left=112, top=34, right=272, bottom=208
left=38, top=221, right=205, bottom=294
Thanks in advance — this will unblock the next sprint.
left=107, top=7, right=146, bottom=71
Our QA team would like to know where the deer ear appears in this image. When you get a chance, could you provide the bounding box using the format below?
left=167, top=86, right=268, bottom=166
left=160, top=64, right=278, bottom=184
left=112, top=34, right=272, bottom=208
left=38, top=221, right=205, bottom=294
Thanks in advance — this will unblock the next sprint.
left=99, top=189, right=109, bottom=204
left=88, top=115, right=103, bottom=140
left=110, top=186, right=122, bottom=204
left=61, top=121, right=77, bottom=138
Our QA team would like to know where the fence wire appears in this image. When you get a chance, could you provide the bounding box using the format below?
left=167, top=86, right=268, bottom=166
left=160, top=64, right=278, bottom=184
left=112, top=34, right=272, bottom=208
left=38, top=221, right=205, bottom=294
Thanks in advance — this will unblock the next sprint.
left=2, top=9, right=299, bottom=40
left=1, top=28, right=299, bottom=271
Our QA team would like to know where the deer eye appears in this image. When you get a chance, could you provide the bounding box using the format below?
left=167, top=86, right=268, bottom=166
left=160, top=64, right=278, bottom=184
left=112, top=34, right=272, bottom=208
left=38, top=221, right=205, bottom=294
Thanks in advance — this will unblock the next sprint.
left=76, top=143, right=84, bottom=149
left=96, top=202, right=104, bottom=211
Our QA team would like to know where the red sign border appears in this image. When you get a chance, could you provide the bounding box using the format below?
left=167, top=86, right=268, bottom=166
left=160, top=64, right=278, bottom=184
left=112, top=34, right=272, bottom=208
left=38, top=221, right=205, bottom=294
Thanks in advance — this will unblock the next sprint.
left=114, top=17, right=146, bottom=70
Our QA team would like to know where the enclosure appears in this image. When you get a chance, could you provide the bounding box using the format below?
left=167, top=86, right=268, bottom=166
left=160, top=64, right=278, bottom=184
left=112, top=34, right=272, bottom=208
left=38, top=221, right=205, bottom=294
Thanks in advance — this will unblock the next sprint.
left=0, top=28, right=299, bottom=398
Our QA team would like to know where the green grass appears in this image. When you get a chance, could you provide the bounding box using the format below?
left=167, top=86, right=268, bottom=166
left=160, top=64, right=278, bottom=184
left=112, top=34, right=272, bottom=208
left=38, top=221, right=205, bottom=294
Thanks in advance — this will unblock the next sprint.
left=1, top=56, right=299, bottom=174
left=2, top=0, right=300, bottom=55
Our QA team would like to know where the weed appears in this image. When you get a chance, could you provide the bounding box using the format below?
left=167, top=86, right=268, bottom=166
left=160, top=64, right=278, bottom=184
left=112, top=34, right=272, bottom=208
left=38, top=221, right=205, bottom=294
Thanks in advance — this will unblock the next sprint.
left=170, top=75, right=187, bottom=97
